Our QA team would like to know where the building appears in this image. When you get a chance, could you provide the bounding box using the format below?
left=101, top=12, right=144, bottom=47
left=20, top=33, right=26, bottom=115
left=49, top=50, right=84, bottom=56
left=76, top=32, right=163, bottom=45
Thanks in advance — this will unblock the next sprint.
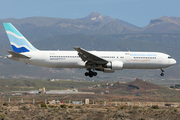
left=45, top=89, right=94, bottom=95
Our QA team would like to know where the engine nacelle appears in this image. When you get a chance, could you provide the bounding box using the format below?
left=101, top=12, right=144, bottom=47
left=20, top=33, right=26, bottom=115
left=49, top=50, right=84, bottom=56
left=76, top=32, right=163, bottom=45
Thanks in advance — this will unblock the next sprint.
left=103, top=68, right=115, bottom=73
left=105, top=61, right=123, bottom=70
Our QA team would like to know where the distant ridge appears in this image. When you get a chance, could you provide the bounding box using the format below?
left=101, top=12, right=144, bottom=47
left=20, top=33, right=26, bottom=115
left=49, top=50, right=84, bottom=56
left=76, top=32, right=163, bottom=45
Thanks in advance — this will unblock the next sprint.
left=81, top=11, right=116, bottom=24
left=112, top=78, right=161, bottom=91
left=142, top=16, right=180, bottom=33
left=1, top=12, right=180, bottom=36
left=81, top=11, right=140, bottom=30
left=128, top=78, right=161, bottom=91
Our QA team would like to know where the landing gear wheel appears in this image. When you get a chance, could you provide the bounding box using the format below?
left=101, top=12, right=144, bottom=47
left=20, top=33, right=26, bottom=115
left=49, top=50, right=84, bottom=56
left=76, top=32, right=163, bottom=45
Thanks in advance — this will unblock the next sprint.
left=89, top=72, right=93, bottom=77
left=160, top=69, right=165, bottom=76
left=160, top=73, right=164, bottom=76
left=85, top=72, right=89, bottom=76
left=93, top=72, right=97, bottom=76
left=84, top=70, right=98, bottom=77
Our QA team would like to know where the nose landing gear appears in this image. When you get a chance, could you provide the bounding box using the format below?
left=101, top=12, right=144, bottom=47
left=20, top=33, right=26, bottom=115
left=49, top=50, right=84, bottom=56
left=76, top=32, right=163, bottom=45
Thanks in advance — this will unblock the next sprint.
left=85, top=70, right=97, bottom=78
left=160, top=69, right=164, bottom=76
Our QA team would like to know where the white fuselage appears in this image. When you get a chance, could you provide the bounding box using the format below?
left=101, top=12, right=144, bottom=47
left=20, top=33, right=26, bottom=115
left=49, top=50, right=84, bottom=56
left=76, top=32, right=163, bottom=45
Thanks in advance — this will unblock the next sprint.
left=9, top=50, right=176, bottom=71
left=4, top=23, right=177, bottom=77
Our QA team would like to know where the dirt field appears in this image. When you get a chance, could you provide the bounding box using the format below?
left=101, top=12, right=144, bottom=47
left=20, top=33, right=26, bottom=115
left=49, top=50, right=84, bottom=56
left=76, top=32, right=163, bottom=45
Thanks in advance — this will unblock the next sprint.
left=1, top=79, right=180, bottom=119
left=0, top=102, right=180, bottom=120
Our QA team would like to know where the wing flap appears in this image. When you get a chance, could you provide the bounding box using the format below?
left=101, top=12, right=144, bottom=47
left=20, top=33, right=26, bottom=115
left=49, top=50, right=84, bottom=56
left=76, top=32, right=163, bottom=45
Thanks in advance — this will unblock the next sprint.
left=7, top=51, right=31, bottom=59
left=73, top=47, right=108, bottom=64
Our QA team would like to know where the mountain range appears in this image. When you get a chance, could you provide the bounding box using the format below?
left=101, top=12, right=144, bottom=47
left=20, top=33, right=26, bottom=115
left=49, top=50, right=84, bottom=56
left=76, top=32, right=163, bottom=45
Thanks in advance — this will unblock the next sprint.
left=1, top=12, right=180, bottom=37
left=0, top=12, right=180, bottom=80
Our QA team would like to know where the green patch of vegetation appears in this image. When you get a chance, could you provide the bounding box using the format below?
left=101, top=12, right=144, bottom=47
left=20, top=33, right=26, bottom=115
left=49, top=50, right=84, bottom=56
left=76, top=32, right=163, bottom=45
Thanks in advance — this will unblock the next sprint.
left=0, top=114, right=5, bottom=117
left=60, top=104, right=67, bottom=108
left=0, top=114, right=5, bottom=120
left=120, top=106, right=126, bottom=110
left=48, top=105, right=56, bottom=108
left=3, top=102, right=8, bottom=106
left=147, top=107, right=153, bottom=111
left=133, top=106, right=139, bottom=109
left=174, top=108, right=178, bottom=112
left=41, top=103, right=47, bottom=108
left=68, top=105, right=73, bottom=108
left=151, top=105, right=159, bottom=109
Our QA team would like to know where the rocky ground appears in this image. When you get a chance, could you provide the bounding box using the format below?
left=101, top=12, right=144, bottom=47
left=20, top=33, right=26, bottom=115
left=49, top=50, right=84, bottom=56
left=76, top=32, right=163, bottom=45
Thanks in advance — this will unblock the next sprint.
left=0, top=103, right=180, bottom=120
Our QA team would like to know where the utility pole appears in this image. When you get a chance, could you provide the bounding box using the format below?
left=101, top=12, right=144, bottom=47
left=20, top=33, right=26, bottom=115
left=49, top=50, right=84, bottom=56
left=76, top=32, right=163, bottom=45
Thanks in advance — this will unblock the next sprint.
left=106, top=80, right=109, bottom=94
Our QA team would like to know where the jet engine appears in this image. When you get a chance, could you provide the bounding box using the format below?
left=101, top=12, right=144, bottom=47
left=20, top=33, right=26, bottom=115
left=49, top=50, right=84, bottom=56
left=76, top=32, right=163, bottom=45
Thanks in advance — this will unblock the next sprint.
left=105, top=61, right=123, bottom=70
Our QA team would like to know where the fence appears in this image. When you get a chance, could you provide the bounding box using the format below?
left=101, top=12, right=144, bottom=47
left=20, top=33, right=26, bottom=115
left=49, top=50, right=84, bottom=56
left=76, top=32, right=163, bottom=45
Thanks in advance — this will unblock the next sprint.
left=1, top=98, right=180, bottom=108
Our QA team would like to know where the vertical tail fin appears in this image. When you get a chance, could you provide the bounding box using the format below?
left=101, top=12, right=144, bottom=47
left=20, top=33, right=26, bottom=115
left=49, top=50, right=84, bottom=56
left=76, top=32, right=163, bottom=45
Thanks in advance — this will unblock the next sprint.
left=3, top=23, right=38, bottom=53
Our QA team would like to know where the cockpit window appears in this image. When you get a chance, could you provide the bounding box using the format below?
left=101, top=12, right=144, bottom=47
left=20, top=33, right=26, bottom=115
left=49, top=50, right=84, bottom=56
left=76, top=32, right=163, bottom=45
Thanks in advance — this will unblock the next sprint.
left=168, top=56, right=172, bottom=59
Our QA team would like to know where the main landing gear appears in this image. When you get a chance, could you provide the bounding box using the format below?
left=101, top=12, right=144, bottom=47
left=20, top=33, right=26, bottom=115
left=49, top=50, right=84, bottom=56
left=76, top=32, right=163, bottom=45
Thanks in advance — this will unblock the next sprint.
left=85, top=71, right=97, bottom=78
left=160, top=69, right=164, bottom=76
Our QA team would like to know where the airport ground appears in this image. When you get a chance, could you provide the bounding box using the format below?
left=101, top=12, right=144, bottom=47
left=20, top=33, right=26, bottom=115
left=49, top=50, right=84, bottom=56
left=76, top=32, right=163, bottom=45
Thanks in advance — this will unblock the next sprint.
left=0, top=99, right=180, bottom=120
left=0, top=78, right=180, bottom=119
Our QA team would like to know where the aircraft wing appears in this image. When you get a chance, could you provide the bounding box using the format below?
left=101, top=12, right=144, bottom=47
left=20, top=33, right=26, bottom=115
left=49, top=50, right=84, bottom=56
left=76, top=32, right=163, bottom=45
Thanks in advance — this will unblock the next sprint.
left=73, top=47, right=108, bottom=64
left=7, top=51, right=31, bottom=59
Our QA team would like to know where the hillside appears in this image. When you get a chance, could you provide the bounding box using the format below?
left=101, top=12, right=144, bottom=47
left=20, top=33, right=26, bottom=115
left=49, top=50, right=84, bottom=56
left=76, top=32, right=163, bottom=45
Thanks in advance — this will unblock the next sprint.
left=128, top=78, right=161, bottom=91
left=142, top=16, right=180, bottom=33
left=111, top=78, right=161, bottom=93
left=1, top=12, right=180, bottom=37
left=0, top=12, right=140, bottom=39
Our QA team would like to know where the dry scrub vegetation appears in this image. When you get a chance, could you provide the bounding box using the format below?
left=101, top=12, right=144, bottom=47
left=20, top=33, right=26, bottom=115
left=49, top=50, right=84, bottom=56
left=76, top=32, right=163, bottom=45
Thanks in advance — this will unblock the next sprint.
left=0, top=103, right=179, bottom=120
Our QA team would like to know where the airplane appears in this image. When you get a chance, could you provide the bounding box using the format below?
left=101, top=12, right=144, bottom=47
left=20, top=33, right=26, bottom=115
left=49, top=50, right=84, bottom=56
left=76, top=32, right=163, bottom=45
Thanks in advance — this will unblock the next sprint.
left=3, top=23, right=177, bottom=78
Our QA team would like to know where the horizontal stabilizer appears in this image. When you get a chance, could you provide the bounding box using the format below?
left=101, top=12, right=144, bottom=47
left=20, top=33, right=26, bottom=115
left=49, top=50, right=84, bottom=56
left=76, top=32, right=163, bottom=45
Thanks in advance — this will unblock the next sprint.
left=7, top=51, right=31, bottom=59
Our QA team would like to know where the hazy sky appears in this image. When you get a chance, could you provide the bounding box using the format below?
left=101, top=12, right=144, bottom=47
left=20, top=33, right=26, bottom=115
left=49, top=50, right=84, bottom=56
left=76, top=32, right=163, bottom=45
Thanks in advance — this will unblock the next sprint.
left=0, top=0, right=180, bottom=27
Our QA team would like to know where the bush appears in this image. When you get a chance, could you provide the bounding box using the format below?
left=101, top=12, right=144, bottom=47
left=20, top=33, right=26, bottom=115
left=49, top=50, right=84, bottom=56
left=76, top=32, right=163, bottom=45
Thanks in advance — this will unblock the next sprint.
left=0, top=114, right=5, bottom=120
left=0, top=114, right=5, bottom=117
left=175, top=84, right=180, bottom=88
left=120, top=106, right=126, bottom=110
left=3, top=102, right=8, bottom=106
left=48, top=105, right=56, bottom=108
left=174, top=108, right=178, bottom=112
left=60, top=104, right=67, bottom=108
left=147, top=108, right=152, bottom=111
left=68, top=105, right=73, bottom=108
left=133, top=106, right=139, bottom=109
left=152, top=105, right=159, bottom=109
left=41, top=103, right=47, bottom=108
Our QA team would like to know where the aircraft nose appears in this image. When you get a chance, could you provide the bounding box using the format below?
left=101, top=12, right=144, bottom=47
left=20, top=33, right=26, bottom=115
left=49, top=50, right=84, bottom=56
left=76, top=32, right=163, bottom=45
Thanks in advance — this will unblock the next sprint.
left=172, top=59, right=177, bottom=65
